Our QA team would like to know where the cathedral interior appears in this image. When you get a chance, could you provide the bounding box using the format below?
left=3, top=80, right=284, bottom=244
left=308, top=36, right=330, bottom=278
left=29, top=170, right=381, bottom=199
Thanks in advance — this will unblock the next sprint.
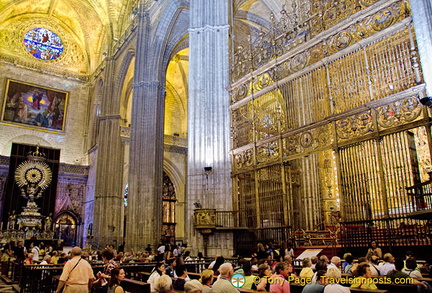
left=1, top=0, right=432, bottom=259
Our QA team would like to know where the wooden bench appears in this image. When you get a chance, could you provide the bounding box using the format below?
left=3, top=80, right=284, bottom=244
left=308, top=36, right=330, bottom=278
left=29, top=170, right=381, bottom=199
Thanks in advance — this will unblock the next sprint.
left=138, top=271, right=152, bottom=282
left=376, top=283, right=418, bottom=293
left=418, top=277, right=432, bottom=284
left=238, top=289, right=258, bottom=293
left=122, top=278, right=150, bottom=293
left=350, top=289, right=388, bottom=293
left=187, top=272, right=201, bottom=279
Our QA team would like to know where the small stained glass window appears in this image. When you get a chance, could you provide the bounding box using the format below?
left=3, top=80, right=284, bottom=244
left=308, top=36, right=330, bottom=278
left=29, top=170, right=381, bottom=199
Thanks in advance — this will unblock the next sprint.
left=124, top=183, right=128, bottom=207
left=23, top=28, right=64, bottom=60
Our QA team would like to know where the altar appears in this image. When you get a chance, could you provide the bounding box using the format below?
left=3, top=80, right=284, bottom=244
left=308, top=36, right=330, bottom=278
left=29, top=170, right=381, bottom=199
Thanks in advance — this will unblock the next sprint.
left=0, top=147, right=55, bottom=242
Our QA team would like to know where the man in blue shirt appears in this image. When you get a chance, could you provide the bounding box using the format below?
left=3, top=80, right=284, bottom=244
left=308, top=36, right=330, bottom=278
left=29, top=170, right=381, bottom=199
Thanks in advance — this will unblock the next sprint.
left=302, top=270, right=326, bottom=293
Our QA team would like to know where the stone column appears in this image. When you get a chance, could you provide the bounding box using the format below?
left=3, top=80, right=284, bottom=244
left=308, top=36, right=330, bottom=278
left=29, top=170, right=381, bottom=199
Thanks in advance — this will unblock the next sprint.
left=410, top=0, right=432, bottom=96
left=93, top=57, right=125, bottom=247
left=187, top=0, right=233, bottom=256
left=125, top=1, right=164, bottom=250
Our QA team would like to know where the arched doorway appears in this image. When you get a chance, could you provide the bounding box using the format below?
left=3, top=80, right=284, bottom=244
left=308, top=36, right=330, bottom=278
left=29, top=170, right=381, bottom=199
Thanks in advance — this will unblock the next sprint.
left=54, top=212, right=78, bottom=247
left=162, top=171, right=177, bottom=244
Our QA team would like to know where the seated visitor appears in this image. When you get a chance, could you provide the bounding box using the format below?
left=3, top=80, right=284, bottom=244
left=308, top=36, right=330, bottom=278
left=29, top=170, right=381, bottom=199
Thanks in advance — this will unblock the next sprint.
left=185, top=279, right=204, bottom=293
left=155, top=275, right=173, bottom=293
left=323, top=268, right=350, bottom=293
left=350, top=262, right=377, bottom=290
left=310, top=256, right=318, bottom=270
left=311, top=260, right=327, bottom=283
left=199, top=269, right=214, bottom=293
left=379, top=253, right=395, bottom=276
left=327, top=256, right=340, bottom=270
left=351, top=257, right=367, bottom=277
left=148, top=262, right=166, bottom=293
left=211, top=256, right=225, bottom=276
left=366, top=240, right=382, bottom=259
left=269, top=262, right=291, bottom=293
left=40, top=255, right=52, bottom=264
left=403, top=257, right=422, bottom=278
left=108, top=267, right=126, bottom=293
left=243, top=262, right=257, bottom=289
left=252, top=263, right=272, bottom=291
left=387, top=259, right=429, bottom=292
left=165, top=259, right=176, bottom=278
left=212, top=263, right=238, bottom=293
left=173, top=265, right=188, bottom=291
left=24, top=253, right=34, bottom=265
left=208, top=254, right=221, bottom=269
left=302, top=270, right=326, bottom=293
left=368, top=255, right=380, bottom=276
left=342, top=253, right=351, bottom=271
left=300, top=258, right=314, bottom=279
left=343, top=254, right=354, bottom=274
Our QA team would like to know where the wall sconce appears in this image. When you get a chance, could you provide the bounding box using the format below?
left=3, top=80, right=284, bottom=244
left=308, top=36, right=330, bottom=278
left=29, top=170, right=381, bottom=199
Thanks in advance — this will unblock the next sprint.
left=194, top=202, right=202, bottom=209
left=204, top=166, right=213, bottom=174
left=420, top=97, right=432, bottom=107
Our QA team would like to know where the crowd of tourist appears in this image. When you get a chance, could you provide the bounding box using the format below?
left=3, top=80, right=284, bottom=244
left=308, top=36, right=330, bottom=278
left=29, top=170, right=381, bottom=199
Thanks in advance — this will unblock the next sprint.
left=1, top=239, right=432, bottom=293
left=141, top=240, right=432, bottom=293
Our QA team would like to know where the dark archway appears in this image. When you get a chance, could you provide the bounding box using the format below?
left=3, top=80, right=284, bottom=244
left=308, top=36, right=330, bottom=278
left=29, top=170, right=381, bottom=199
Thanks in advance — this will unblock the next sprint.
left=54, top=212, right=79, bottom=246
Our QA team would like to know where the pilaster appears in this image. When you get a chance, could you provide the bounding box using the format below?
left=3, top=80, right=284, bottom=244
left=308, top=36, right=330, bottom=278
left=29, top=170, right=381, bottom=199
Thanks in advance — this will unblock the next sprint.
left=126, top=1, right=165, bottom=250
left=93, top=57, right=125, bottom=248
left=410, top=0, right=432, bottom=96
left=187, top=0, right=233, bottom=256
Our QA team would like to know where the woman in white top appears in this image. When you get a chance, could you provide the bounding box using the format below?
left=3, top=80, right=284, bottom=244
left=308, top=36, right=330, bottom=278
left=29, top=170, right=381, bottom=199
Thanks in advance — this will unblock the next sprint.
left=324, top=268, right=350, bottom=293
left=284, top=243, right=294, bottom=258
left=148, top=262, right=166, bottom=293
left=403, top=257, right=423, bottom=279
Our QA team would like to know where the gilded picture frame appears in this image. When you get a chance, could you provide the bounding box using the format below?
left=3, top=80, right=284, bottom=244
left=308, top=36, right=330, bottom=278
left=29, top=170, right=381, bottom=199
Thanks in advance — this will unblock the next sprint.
left=1, top=79, right=68, bottom=133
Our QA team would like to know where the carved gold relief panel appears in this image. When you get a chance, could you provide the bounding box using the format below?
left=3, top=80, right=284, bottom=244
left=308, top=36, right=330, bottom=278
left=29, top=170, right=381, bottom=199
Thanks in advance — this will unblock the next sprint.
left=253, top=70, right=277, bottom=92
left=233, top=147, right=254, bottom=172
left=256, top=141, right=280, bottom=165
left=411, top=126, right=432, bottom=181
left=376, top=96, right=423, bottom=130
left=230, top=83, right=251, bottom=104
left=282, top=123, right=333, bottom=159
left=336, top=111, right=374, bottom=141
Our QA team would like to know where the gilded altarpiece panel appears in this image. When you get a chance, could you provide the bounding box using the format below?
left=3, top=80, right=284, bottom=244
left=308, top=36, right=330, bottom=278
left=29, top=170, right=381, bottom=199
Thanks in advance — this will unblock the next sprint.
left=230, top=0, right=432, bottom=249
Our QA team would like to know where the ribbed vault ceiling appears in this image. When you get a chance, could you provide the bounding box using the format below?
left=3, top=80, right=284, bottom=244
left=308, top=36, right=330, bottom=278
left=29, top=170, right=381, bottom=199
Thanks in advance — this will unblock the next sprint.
left=0, top=0, right=283, bottom=77
left=0, top=0, right=136, bottom=75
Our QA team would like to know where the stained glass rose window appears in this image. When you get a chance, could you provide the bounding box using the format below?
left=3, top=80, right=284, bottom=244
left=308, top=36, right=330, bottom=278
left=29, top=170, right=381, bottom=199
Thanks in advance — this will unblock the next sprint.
left=24, top=28, right=64, bottom=60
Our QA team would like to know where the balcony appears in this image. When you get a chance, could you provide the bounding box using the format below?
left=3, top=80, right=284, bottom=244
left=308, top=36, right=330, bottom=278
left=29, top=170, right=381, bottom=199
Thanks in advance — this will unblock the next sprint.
left=406, top=173, right=432, bottom=220
left=120, top=126, right=187, bottom=153
left=193, top=209, right=248, bottom=231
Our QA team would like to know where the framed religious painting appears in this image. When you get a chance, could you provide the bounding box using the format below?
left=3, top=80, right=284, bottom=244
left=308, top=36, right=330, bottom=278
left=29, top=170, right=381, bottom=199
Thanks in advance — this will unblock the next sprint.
left=1, top=78, right=68, bottom=133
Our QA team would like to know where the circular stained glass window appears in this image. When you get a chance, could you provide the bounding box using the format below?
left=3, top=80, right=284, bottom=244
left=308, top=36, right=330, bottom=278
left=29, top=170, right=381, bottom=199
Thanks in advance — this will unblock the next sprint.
left=23, top=28, right=64, bottom=61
